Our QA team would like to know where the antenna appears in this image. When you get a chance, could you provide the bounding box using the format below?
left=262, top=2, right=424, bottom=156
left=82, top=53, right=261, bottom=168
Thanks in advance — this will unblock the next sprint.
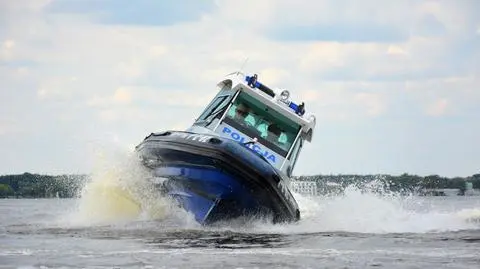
left=237, top=57, right=249, bottom=75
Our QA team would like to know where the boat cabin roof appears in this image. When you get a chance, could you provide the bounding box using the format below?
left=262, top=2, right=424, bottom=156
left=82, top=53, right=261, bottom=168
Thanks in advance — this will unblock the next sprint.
left=217, top=72, right=316, bottom=142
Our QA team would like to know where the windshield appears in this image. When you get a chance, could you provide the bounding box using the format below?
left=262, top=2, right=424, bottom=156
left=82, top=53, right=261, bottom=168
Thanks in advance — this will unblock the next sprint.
left=223, top=92, right=300, bottom=156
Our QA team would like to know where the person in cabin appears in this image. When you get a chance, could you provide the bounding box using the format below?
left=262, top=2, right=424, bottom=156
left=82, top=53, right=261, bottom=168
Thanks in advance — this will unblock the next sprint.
left=266, top=124, right=281, bottom=143
left=266, top=124, right=289, bottom=150
left=233, top=103, right=255, bottom=127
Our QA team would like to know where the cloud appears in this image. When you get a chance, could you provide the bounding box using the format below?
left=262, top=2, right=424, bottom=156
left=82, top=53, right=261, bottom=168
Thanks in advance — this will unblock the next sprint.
left=268, top=24, right=407, bottom=43
left=426, top=98, right=448, bottom=116
left=0, top=118, right=20, bottom=135
left=37, top=76, right=79, bottom=99
left=0, top=0, right=479, bottom=177
left=406, top=75, right=479, bottom=117
left=46, top=0, right=216, bottom=26
left=2, top=39, right=15, bottom=49
left=354, top=92, right=387, bottom=117
left=413, top=13, right=446, bottom=37
left=256, top=0, right=430, bottom=43
left=255, top=68, right=291, bottom=86
left=0, top=39, right=15, bottom=60
left=0, top=0, right=53, bottom=11
left=387, top=45, right=407, bottom=56
left=113, top=61, right=144, bottom=80
left=112, top=87, right=132, bottom=105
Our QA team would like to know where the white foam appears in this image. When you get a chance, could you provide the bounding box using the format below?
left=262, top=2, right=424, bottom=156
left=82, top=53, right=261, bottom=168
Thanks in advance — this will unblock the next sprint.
left=56, top=147, right=197, bottom=228
left=252, top=183, right=479, bottom=234
left=54, top=145, right=479, bottom=234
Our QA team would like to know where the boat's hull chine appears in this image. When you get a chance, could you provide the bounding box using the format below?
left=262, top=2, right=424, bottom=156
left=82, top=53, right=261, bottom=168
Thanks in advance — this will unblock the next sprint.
left=153, top=166, right=274, bottom=224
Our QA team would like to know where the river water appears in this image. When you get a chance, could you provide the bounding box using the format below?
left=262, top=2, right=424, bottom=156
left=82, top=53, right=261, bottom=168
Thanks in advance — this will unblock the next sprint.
left=1, top=156, right=480, bottom=268
left=2, top=191, right=480, bottom=268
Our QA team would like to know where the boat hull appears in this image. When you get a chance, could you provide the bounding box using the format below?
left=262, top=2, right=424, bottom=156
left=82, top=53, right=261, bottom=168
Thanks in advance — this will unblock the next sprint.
left=135, top=131, right=300, bottom=225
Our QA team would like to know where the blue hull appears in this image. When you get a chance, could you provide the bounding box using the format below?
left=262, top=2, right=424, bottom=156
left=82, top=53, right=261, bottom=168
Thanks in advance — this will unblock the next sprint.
left=153, top=166, right=264, bottom=224
left=136, top=131, right=300, bottom=225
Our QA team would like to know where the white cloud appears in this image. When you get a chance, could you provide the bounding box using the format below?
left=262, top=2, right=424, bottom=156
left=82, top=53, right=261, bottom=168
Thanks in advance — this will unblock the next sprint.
left=112, top=87, right=133, bottom=105
left=0, top=119, right=20, bottom=135
left=0, top=0, right=479, bottom=176
left=387, top=45, right=407, bottom=56
left=426, top=98, right=448, bottom=116
left=415, top=1, right=475, bottom=37
left=113, top=61, right=144, bottom=80
left=3, top=39, right=15, bottom=49
left=256, top=68, right=291, bottom=86
left=149, top=45, right=168, bottom=58
left=0, top=39, right=15, bottom=60
left=264, top=0, right=414, bottom=26
left=299, top=42, right=346, bottom=71
left=0, top=0, right=52, bottom=17
left=37, top=76, right=79, bottom=100
left=214, top=0, right=276, bottom=29
left=354, top=92, right=387, bottom=117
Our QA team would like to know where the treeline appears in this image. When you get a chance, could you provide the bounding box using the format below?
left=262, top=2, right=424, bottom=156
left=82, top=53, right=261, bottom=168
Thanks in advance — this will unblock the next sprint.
left=0, top=173, right=88, bottom=198
left=1, top=172, right=479, bottom=198
left=294, top=173, right=480, bottom=195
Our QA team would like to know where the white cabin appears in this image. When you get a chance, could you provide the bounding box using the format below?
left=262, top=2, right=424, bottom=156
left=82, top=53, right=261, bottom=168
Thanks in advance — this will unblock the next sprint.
left=187, top=72, right=316, bottom=177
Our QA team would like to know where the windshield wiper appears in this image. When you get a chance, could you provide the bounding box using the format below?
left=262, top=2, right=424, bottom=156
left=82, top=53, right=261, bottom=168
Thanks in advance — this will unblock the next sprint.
left=205, top=103, right=231, bottom=125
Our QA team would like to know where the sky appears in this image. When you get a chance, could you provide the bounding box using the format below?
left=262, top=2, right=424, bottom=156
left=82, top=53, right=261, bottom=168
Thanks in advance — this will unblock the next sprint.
left=0, top=0, right=479, bottom=177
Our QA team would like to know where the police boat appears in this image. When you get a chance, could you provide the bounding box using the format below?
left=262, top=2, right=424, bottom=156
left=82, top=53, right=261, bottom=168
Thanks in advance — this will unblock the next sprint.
left=135, top=72, right=316, bottom=224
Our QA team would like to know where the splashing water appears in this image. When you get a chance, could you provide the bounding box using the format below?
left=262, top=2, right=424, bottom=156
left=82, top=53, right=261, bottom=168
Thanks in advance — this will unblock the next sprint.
left=60, top=147, right=196, bottom=227
left=253, top=182, right=480, bottom=234
left=57, top=146, right=479, bottom=234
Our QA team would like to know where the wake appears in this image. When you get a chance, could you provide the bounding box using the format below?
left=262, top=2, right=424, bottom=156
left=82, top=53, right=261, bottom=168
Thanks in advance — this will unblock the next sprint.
left=54, top=148, right=480, bottom=235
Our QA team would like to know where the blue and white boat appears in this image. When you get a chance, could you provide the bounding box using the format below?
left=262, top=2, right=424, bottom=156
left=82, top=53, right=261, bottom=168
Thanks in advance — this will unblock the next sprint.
left=135, top=72, right=316, bottom=224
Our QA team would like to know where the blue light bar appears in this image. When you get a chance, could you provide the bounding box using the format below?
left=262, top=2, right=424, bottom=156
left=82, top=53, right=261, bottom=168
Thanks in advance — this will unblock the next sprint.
left=245, top=74, right=305, bottom=115
left=245, top=75, right=261, bottom=88
left=289, top=102, right=298, bottom=111
left=289, top=101, right=305, bottom=116
left=245, top=75, right=275, bottom=97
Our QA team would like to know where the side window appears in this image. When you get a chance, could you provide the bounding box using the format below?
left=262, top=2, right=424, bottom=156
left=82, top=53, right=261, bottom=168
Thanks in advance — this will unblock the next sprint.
left=197, top=96, right=227, bottom=122
left=288, top=137, right=303, bottom=171
left=195, top=83, right=234, bottom=126
left=205, top=95, right=232, bottom=125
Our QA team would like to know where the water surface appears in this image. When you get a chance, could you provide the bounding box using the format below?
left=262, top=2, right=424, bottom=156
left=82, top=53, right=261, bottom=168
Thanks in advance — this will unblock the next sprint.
left=2, top=191, right=479, bottom=268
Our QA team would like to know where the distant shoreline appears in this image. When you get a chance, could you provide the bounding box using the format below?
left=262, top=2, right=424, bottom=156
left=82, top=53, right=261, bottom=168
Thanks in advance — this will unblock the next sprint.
left=1, top=172, right=479, bottom=198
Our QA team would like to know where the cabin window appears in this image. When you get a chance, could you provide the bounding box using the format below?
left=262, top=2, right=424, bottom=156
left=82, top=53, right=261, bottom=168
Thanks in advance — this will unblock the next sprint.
left=197, top=95, right=229, bottom=122
left=194, top=84, right=235, bottom=127
left=223, top=92, right=301, bottom=157
left=287, top=136, right=303, bottom=175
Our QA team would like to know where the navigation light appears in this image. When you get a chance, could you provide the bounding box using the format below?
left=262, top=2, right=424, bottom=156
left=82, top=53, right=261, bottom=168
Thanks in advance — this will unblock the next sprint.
left=280, top=90, right=290, bottom=102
